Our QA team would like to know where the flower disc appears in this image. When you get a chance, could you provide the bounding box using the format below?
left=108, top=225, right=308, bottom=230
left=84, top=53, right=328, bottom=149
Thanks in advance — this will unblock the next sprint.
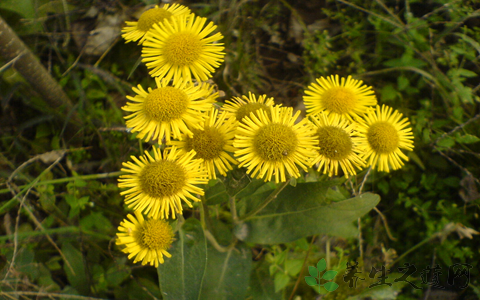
left=118, top=146, right=208, bottom=219
left=122, top=78, right=217, bottom=142
left=310, top=113, right=365, bottom=178
left=116, top=211, right=174, bottom=267
left=170, top=108, right=238, bottom=179
left=142, top=13, right=225, bottom=83
left=234, top=106, right=318, bottom=183
left=356, top=105, right=414, bottom=172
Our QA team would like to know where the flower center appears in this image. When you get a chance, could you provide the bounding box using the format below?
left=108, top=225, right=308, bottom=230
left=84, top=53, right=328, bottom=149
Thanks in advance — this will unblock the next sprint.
left=136, top=219, right=174, bottom=250
left=316, top=126, right=353, bottom=160
left=143, top=87, right=189, bottom=122
left=137, top=8, right=173, bottom=32
left=367, top=121, right=400, bottom=154
left=236, top=103, right=269, bottom=121
left=164, top=32, right=203, bottom=66
left=253, top=123, right=298, bottom=161
left=139, top=161, right=187, bottom=198
left=184, top=127, right=226, bottom=160
left=321, top=87, right=357, bottom=114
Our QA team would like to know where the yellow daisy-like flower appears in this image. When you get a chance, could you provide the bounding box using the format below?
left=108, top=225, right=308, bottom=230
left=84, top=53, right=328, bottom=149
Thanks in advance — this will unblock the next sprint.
left=142, top=13, right=225, bottom=83
left=122, top=77, right=217, bottom=142
left=356, top=105, right=414, bottom=172
left=222, top=92, right=276, bottom=123
left=118, top=146, right=208, bottom=219
left=122, top=4, right=190, bottom=44
left=310, top=113, right=366, bottom=178
left=170, top=108, right=238, bottom=179
left=116, top=211, right=174, bottom=267
left=234, top=106, right=318, bottom=183
left=303, top=75, right=377, bottom=119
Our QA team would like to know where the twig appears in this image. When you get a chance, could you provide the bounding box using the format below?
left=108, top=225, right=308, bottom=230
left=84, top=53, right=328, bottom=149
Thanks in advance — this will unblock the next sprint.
left=4, top=154, right=75, bottom=280
left=435, top=147, right=480, bottom=185
left=335, top=0, right=403, bottom=29
left=0, top=291, right=108, bottom=299
left=373, top=207, right=397, bottom=241
left=433, top=112, right=480, bottom=146
left=358, top=166, right=372, bottom=195
left=288, top=236, right=316, bottom=300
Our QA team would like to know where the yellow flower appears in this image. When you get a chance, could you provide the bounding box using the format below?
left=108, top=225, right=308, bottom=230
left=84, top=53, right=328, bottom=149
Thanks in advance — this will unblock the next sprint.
left=170, top=108, right=238, bottom=179
left=222, top=92, right=276, bottom=123
left=122, top=78, right=217, bottom=142
left=121, top=4, right=190, bottom=44
left=303, top=75, right=377, bottom=119
left=116, top=211, right=174, bottom=267
left=310, top=113, right=366, bottom=178
left=356, top=105, right=414, bottom=172
left=234, top=106, right=318, bottom=183
left=142, top=13, right=225, bottom=83
left=118, top=146, right=208, bottom=219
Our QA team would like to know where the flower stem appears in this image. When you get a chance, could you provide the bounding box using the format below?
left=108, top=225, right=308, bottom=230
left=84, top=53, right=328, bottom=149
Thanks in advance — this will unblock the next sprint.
left=240, top=178, right=291, bottom=221
left=229, top=196, right=238, bottom=224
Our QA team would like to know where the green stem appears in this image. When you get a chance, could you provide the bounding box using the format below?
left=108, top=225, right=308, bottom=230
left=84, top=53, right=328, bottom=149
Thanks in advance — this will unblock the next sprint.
left=0, top=226, right=111, bottom=242
left=229, top=196, right=238, bottom=224
left=0, top=171, right=122, bottom=215
left=0, top=171, right=122, bottom=194
left=240, top=178, right=291, bottom=221
left=391, top=233, right=439, bottom=266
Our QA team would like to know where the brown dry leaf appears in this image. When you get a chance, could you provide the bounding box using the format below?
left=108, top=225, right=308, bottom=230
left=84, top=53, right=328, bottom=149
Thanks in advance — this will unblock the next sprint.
left=37, top=150, right=67, bottom=164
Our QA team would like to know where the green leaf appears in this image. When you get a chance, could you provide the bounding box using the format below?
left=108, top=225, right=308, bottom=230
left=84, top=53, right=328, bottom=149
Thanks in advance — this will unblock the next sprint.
left=455, top=134, right=480, bottom=144
left=380, top=84, right=398, bottom=102
left=308, top=266, right=318, bottom=277
left=62, top=243, right=89, bottom=294
left=304, top=276, right=318, bottom=286
left=323, top=281, right=339, bottom=292
left=274, top=272, right=290, bottom=292
left=205, top=180, right=229, bottom=205
left=158, top=218, right=207, bottom=300
left=285, top=259, right=303, bottom=276
left=317, top=258, right=326, bottom=273
left=397, top=76, right=409, bottom=91
left=248, top=261, right=282, bottom=300
left=234, top=182, right=380, bottom=244
left=199, top=242, right=252, bottom=300
left=437, top=136, right=455, bottom=148
left=322, top=270, right=338, bottom=280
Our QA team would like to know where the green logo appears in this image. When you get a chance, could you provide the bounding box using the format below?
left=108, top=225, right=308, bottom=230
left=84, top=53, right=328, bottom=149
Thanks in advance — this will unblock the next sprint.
left=305, top=258, right=339, bottom=293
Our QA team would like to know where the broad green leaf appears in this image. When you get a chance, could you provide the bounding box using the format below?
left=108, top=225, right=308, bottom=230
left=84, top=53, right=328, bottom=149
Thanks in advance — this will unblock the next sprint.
left=199, top=242, right=252, bottom=300
left=273, top=272, right=290, bottom=293
left=322, top=270, right=338, bottom=280
left=308, top=266, right=318, bottom=277
left=346, top=273, right=406, bottom=300
left=305, top=276, right=318, bottom=286
left=248, top=261, right=282, bottom=300
left=158, top=218, right=207, bottom=300
left=205, top=180, right=229, bottom=205
left=317, top=258, right=327, bottom=273
left=62, top=242, right=89, bottom=294
left=324, top=281, right=339, bottom=292
left=234, top=182, right=380, bottom=244
left=437, top=136, right=455, bottom=148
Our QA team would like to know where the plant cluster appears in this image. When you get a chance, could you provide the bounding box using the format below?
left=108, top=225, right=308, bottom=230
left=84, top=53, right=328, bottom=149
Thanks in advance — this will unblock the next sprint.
left=114, top=2, right=414, bottom=273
